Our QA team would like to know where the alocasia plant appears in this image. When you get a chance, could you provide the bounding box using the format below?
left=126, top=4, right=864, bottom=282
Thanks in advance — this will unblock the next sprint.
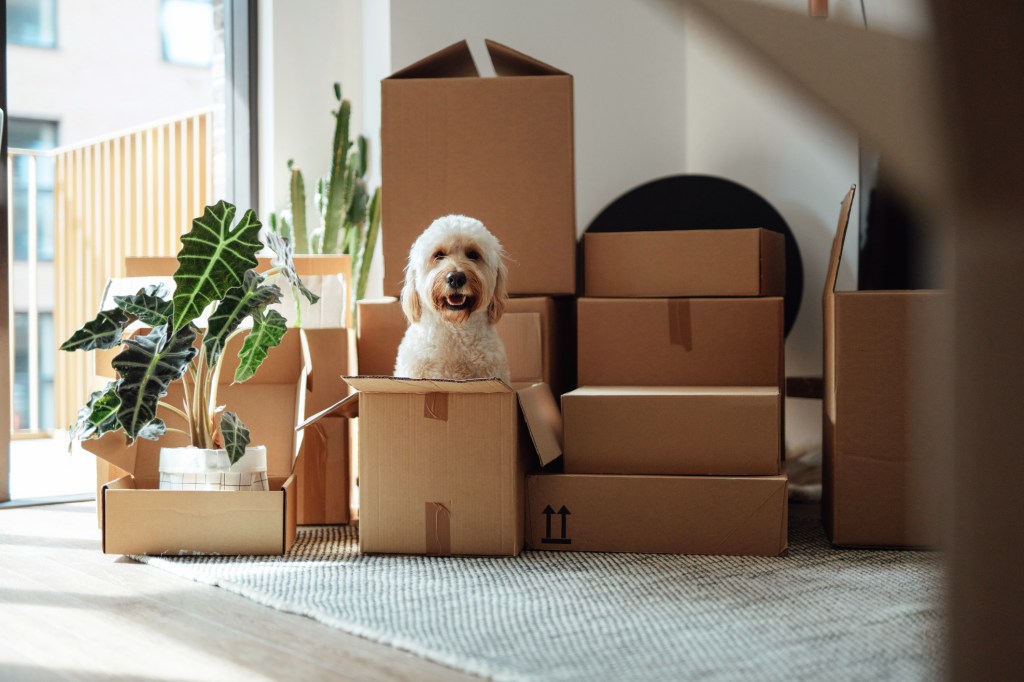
left=61, top=200, right=318, bottom=465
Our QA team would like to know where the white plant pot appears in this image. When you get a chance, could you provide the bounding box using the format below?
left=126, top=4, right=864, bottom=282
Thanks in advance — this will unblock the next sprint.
left=158, top=446, right=269, bottom=491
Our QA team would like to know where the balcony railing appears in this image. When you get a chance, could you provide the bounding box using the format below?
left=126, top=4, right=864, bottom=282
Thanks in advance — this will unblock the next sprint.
left=8, top=109, right=214, bottom=436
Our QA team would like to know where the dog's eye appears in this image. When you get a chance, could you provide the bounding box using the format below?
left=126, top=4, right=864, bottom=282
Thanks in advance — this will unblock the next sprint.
left=433, top=251, right=445, bottom=261
left=466, top=250, right=480, bottom=261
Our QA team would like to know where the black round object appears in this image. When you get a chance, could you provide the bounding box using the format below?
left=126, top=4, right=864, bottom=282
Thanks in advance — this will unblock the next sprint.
left=585, top=175, right=803, bottom=337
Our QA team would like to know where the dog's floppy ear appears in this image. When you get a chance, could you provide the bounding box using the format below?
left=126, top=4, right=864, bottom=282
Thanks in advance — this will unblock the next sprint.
left=401, top=266, right=422, bottom=323
left=488, top=258, right=508, bottom=324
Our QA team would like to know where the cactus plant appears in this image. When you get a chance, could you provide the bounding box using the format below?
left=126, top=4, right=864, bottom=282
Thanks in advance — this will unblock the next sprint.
left=270, top=83, right=382, bottom=324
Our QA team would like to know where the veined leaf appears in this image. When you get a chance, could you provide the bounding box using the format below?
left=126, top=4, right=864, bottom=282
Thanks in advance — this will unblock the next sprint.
left=113, top=324, right=198, bottom=442
left=234, top=309, right=287, bottom=384
left=114, top=283, right=173, bottom=327
left=203, top=270, right=283, bottom=366
left=69, top=382, right=122, bottom=441
left=172, top=201, right=263, bottom=332
left=60, top=308, right=130, bottom=352
left=220, top=411, right=251, bottom=466
left=137, top=419, right=167, bottom=441
left=264, top=230, right=320, bottom=305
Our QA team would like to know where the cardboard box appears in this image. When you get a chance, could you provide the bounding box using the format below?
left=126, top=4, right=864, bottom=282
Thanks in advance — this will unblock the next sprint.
left=85, top=329, right=311, bottom=556
left=356, top=296, right=574, bottom=395
left=301, top=378, right=562, bottom=556
left=577, top=297, right=783, bottom=386
left=584, top=229, right=785, bottom=297
left=562, top=386, right=780, bottom=476
left=297, top=328, right=357, bottom=525
left=824, top=188, right=951, bottom=548
left=381, top=39, right=576, bottom=296
left=525, top=473, right=788, bottom=556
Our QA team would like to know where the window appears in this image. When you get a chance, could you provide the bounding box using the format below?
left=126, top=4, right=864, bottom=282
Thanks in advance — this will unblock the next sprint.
left=12, top=312, right=55, bottom=432
left=7, top=0, right=57, bottom=49
left=9, top=118, right=57, bottom=262
left=160, top=0, right=214, bottom=67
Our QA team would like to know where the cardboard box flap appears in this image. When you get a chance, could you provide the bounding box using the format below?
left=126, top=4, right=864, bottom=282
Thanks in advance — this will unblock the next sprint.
left=344, top=375, right=511, bottom=395
left=297, top=392, right=360, bottom=429
left=498, top=311, right=544, bottom=385
left=824, top=185, right=857, bottom=300
left=485, top=39, right=567, bottom=77
left=517, top=383, right=563, bottom=466
left=83, top=432, right=140, bottom=474
left=388, top=39, right=479, bottom=79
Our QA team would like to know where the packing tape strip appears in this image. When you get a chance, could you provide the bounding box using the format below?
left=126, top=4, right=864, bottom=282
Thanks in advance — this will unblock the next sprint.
left=424, top=392, right=449, bottom=421
left=425, top=502, right=452, bottom=556
left=667, top=299, right=693, bottom=350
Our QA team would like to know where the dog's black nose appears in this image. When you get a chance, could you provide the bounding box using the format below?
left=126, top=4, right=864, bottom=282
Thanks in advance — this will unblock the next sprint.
left=446, top=271, right=467, bottom=289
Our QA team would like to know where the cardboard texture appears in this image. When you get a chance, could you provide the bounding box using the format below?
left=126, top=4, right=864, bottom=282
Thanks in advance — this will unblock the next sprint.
left=823, top=187, right=950, bottom=548
left=356, top=296, right=574, bottom=395
left=525, top=474, right=788, bottom=556
left=583, top=229, right=785, bottom=297
left=577, top=297, right=783, bottom=386
left=562, top=386, right=781, bottom=476
left=84, top=329, right=310, bottom=556
left=381, top=39, right=576, bottom=296
left=297, top=328, right=357, bottom=525
left=301, top=377, right=562, bottom=556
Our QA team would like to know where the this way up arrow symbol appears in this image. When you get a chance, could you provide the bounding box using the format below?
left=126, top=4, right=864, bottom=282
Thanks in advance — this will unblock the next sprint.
left=540, top=504, right=572, bottom=545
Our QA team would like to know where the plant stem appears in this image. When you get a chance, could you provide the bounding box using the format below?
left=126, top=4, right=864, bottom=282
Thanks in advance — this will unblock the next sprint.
left=164, top=427, right=190, bottom=437
left=157, top=401, right=189, bottom=423
left=262, top=266, right=283, bottom=279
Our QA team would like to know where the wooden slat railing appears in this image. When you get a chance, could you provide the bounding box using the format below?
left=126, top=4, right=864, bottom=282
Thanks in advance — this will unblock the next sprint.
left=54, top=110, right=214, bottom=428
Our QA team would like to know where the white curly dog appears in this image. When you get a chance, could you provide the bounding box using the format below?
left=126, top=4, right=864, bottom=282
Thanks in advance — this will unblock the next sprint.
left=395, top=215, right=511, bottom=383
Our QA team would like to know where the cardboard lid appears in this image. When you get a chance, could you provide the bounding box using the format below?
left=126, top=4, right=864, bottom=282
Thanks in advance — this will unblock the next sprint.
left=517, top=383, right=563, bottom=466
left=824, top=185, right=857, bottom=300
left=484, top=39, right=567, bottom=77
left=566, top=386, right=781, bottom=398
left=344, top=375, right=511, bottom=394
left=388, top=40, right=480, bottom=79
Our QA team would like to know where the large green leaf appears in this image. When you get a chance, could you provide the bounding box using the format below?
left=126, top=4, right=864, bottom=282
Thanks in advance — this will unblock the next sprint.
left=112, top=324, right=198, bottom=442
left=172, top=201, right=264, bottom=332
left=137, top=419, right=167, bottom=441
left=114, top=283, right=173, bottom=327
left=60, top=308, right=130, bottom=352
left=203, top=270, right=283, bottom=366
left=69, top=382, right=122, bottom=441
left=264, top=230, right=320, bottom=305
left=219, top=411, right=251, bottom=465
left=234, top=309, right=288, bottom=384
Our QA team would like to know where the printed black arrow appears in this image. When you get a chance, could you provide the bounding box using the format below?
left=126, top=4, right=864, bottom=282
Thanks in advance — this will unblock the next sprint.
left=541, top=504, right=571, bottom=545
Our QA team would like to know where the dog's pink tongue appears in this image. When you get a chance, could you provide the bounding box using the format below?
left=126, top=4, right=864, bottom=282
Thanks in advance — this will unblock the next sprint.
left=447, top=294, right=465, bottom=305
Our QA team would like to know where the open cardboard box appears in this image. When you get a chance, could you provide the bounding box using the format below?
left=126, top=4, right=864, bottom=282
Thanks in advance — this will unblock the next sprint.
left=301, top=377, right=563, bottom=557
left=381, top=39, right=576, bottom=296
left=583, top=228, right=785, bottom=297
left=824, top=187, right=951, bottom=548
left=526, top=473, right=788, bottom=556
left=562, top=386, right=781, bottom=476
left=85, top=329, right=311, bottom=556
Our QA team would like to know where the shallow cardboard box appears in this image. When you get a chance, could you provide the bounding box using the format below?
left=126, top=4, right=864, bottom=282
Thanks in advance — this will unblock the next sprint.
left=301, top=378, right=562, bottom=557
left=382, top=39, right=576, bottom=296
left=824, top=188, right=950, bottom=548
left=525, top=473, right=788, bottom=556
left=85, top=329, right=311, bottom=556
left=562, top=386, right=780, bottom=476
left=577, top=297, right=783, bottom=386
left=584, top=229, right=785, bottom=297
left=297, top=328, right=357, bottom=525
left=356, top=296, right=574, bottom=395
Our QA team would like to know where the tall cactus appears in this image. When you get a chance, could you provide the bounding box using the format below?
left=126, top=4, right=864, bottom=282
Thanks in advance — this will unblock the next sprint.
left=287, top=159, right=309, bottom=254
left=322, top=83, right=352, bottom=254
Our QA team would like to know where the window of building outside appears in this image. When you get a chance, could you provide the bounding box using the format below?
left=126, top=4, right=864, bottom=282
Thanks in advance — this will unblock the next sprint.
left=7, top=0, right=57, bottom=49
left=161, top=0, right=214, bottom=67
left=5, top=0, right=224, bottom=501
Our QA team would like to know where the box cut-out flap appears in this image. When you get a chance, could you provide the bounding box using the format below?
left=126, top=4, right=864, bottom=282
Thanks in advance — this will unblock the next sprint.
left=388, top=40, right=479, bottom=79
left=517, top=383, right=563, bottom=466
left=824, top=185, right=857, bottom=299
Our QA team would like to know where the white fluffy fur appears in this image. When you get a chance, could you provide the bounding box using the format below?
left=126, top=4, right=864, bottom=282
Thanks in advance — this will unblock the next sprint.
left=395, top=215, right=511, bottom=383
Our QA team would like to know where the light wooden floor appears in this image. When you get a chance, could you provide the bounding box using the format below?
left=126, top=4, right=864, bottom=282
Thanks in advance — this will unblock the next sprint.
left=0, top=502, right=477, bottom=681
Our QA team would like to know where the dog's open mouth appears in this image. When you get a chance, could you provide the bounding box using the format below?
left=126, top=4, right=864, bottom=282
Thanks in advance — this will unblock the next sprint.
left=444, top=293, right=472, bottom=310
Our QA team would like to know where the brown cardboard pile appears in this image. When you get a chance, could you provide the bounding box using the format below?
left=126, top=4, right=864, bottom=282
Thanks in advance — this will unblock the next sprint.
left=527, top=228, right=788, bottom=556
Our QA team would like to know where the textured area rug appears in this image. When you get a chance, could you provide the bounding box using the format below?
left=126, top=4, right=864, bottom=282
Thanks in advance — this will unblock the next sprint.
left=133, top=518, right=944, bottom=681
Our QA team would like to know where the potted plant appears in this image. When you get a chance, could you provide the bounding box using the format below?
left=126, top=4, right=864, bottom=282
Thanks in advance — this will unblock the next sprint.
left=60, top=201, right=318, bottom=491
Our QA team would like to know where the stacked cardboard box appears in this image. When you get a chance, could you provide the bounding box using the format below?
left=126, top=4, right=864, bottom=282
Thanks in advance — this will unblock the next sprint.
left=526, top=229, right=789, bottom=556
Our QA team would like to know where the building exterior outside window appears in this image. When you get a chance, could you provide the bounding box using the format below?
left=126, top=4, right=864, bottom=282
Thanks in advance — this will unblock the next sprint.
left=7, top=0, right=57, bottom=49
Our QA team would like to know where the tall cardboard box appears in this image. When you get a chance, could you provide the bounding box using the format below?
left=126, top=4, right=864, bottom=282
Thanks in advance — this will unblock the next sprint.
left=824, top=187, right=951, bottom=548
left=85, top=329, right=311, bottom=556
left=577, top=297, right=783, bottom=386
left=583, top=229, right=785, bottom=297
left=381, top=39, right=576, bottom=296
left=562, top=386, right=781, bottom=476
left=302, top=378, right=561, bottom=556
left=526, top=474, right=788, bottom=556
